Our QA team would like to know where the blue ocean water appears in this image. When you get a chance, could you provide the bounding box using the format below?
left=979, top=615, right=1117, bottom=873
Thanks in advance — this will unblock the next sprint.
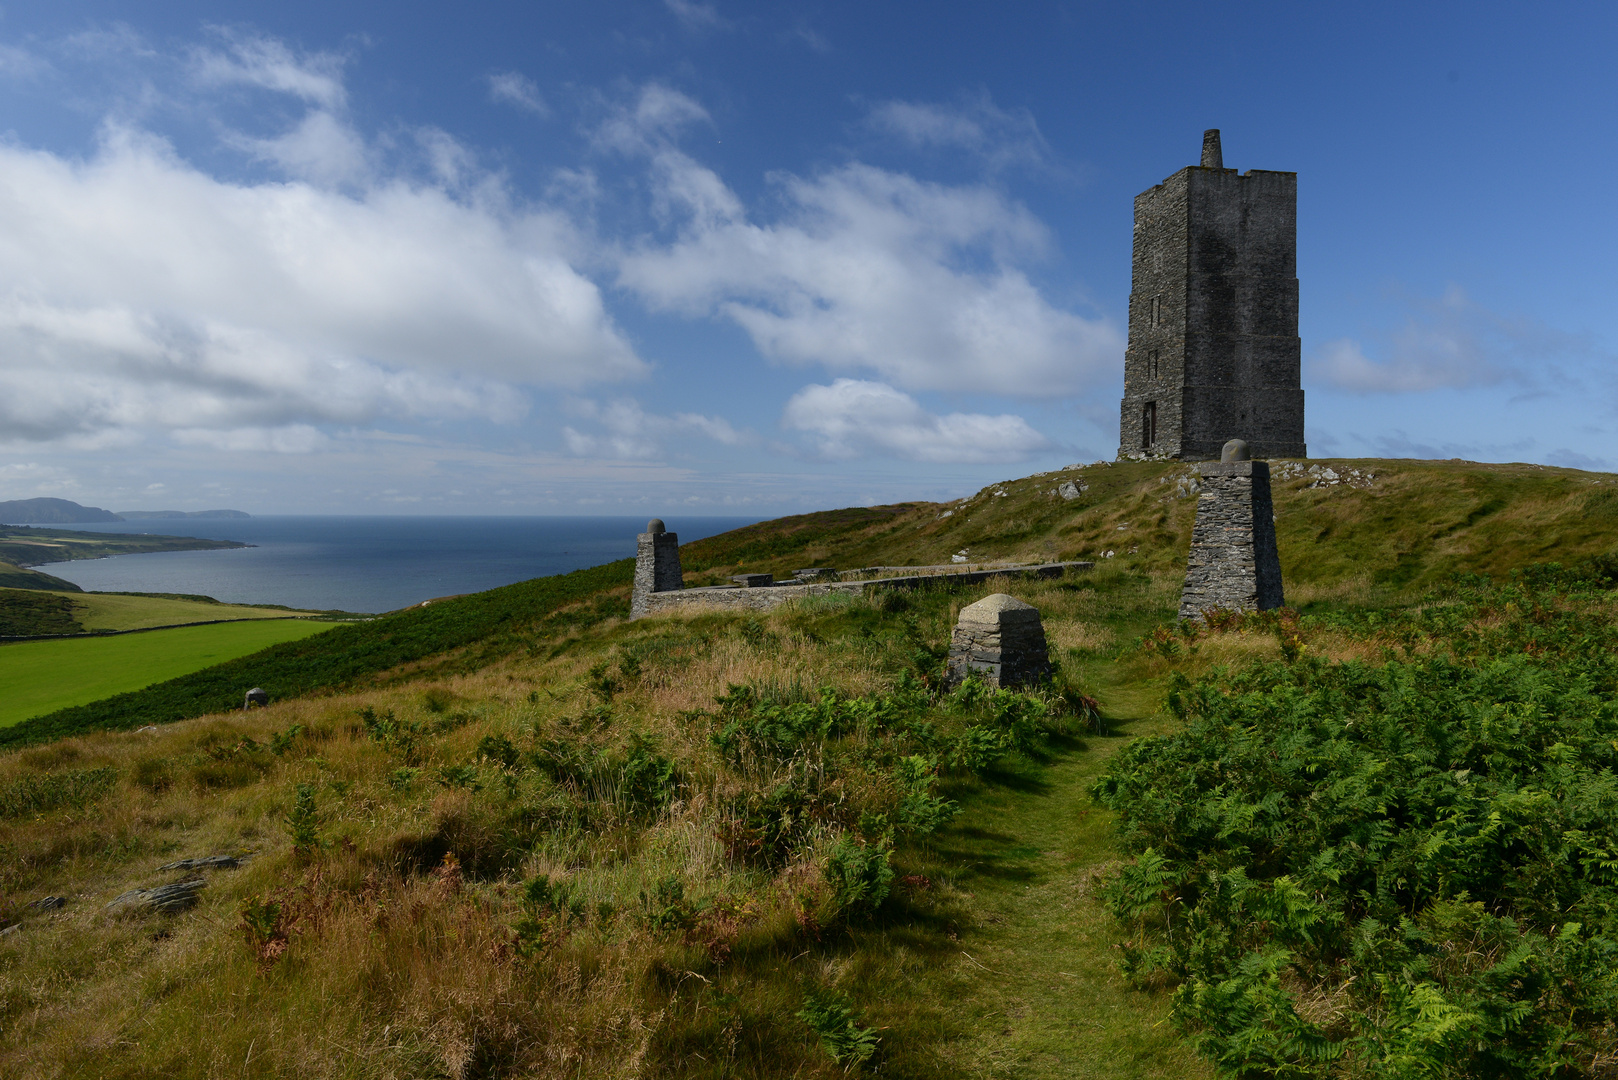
left=36, top=516, right=762, bottom=614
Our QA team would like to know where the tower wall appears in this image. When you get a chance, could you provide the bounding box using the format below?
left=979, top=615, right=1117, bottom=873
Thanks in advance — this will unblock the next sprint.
left=1119, top=134, right=1305, bottom=461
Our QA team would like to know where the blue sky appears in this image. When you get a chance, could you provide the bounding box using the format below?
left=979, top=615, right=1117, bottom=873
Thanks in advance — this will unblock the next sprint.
left=0, top=1, right=1614, bottom=515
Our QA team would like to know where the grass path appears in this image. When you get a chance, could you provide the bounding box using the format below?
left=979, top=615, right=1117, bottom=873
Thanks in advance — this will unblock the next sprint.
left=872, top=680, right=1210, bottom=1078
left=0, top=619, right=337, bottom=728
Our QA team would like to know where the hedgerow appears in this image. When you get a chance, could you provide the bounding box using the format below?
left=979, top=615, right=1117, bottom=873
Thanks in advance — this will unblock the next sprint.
left=1095, top=570, right=1618, bottom=1076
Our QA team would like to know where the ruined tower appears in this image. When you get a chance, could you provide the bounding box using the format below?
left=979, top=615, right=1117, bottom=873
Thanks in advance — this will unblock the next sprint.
left=1118, top=130, right=1305, bottom=461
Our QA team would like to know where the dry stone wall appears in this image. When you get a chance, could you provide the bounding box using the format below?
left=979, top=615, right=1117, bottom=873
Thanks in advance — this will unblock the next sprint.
left=634, top=562, right=1091, bottom=619
left=631, top=520, right=684, bottom=619
left=1179, top=460, right=1284, bottom=619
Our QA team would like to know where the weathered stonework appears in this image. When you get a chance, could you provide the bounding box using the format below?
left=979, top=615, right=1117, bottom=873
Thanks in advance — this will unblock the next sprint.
left=1179, top=456, right=1284, bottom=620
left=1119, top=129, right=1306, bottom=461
left=636, top=562, right=1091, bottom=617
left=945, top=594, right=1052, bottom=689
left=630, top=519, right=684, bottom=620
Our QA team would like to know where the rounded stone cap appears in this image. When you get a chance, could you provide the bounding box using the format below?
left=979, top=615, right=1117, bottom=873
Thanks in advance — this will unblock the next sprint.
left=646, top=518, right=666, bottom=534
left=1221, top=439, right=1250, bottom=462
left=958, top=593, right=1042, bottom=625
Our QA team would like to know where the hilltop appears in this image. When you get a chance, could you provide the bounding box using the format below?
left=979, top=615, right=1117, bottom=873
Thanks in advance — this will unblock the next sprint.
left=0, top=497, right=122, bottom=524
left=2, top=456, right=1617, bottom=1079
left=0, top=498, right=249, bottom=524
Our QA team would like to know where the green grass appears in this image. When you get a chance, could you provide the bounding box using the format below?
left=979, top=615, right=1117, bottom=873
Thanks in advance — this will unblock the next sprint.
left=72, top=592, right=316, bottom=632
left=0, top=588, right=327, bottom=637
left=0, top=620, right=337, bottom=728
left=0, top=558, right=634, bottom=748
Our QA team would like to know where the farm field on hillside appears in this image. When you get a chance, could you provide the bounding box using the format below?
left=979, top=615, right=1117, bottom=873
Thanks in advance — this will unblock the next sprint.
left=0, top=620, right=336, bottom=728
left=72, top=592, right=316, bottom=632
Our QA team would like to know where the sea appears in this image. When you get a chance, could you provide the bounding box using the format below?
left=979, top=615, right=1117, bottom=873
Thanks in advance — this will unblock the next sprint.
left=36, top=516, right=764, bottom=614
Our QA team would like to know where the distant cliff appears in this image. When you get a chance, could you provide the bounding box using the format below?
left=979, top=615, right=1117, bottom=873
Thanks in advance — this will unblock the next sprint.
left=117, top=510, right=251, bottom=520
left=0, top=498, right=122, bottom=524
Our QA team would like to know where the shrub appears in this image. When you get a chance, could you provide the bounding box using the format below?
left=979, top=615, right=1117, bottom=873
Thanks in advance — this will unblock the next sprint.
left=285, top=782, right=325, bottom=856
left=1094, top=585, right=1618, bottom=1077
left=823, top=836, right=893, bottom=917
left=797, top=991, right=879, bottom=1068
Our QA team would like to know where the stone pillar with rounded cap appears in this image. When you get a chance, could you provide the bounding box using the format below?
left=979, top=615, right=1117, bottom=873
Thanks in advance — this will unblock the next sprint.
left=1179, top=438, right=1285, bottom=619
left=945, top=593, right=1052, bottom=689
left=631, top=518, right=683, bottom=620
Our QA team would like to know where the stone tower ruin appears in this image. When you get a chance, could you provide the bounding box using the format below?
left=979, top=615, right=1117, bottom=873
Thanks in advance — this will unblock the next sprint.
left=1118, top=130, right=1305, bottom=461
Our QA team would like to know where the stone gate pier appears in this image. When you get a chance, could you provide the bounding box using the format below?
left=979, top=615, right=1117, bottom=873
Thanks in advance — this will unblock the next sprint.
left=1179, top=439, right=1284, bottom=619
left=631, top=518, right=684, bottom=619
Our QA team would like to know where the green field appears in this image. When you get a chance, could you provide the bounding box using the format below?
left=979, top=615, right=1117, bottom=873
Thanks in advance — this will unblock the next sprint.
left=0, top=619, right=336, bottom=728
left=72, top=592, right=313, bottom=632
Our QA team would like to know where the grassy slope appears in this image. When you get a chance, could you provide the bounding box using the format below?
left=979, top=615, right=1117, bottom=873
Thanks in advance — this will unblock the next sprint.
left=3, top=458, right=1618, bottom=1077
left=0, top=559, right=634, bottom=748
left=677, top=458, right=1618, bottom=602
left=73, top=592, right=315, bottom=632
left=0, top=588, right=326, bottom=637
left=0, top=620, right=338, bottom=729
left=0, top=561, right=82, bottom=592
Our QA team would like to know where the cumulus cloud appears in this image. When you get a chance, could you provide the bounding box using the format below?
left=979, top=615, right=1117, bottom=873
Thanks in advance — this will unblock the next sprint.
left=229, top=109, right=372, bottom=187
left=782, top=379, right=1051, bottom=463
left=562, top=399, right=747, bottom=459
left=865, top=92, right=1051, bottom=172
left=0, top=116, right=642, bottom=447
left=612, top=87, right=1119, bottom=396
left=488, top=71, right=548, bottom=115
left=1310, top=286, right=1596, bottom=394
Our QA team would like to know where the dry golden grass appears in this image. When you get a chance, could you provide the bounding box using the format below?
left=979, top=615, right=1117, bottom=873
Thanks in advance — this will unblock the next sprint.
left=4, top=583, right=1117, bottom=1079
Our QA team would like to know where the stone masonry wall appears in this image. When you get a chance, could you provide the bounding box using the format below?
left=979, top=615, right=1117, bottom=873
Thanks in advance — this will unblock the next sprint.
left=630, top=531, right=683, bottom=619
left=1179, top=460, right=1284, bottom=619
left=636, top=562, right=1091, bottom=618
left=944, top=594, right=1052, bottom=689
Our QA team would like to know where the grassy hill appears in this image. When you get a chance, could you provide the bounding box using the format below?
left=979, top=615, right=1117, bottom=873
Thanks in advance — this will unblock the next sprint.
left=0, top=620, right=339, bottom=729
left=0, top=588, right=342, bottom=638
left=2, top=457, right=1617, bottom=1079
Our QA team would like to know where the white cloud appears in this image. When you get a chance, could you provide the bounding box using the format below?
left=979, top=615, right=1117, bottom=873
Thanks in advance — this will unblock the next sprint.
left=230, top=109, right=372, bottom=187
left=782, top=379, right=1051, bottom=463
left=0, top=120, right=642, bottom=447
left=613, top=96, right=1120, bottom=396
left=595, top=83, right=712, bottom=155
left=1310, top=286, right=1596, bottom=394
left=664, top=0, right=729, bottom=31
left=0, top=43, right=48, bottom=80
left=865, top=92, right=1050, bottom=172
left=191, top=30, right=347, bottom=109
left=488, top=71, right=548, bottom=116
left=172, top=424, right=330, bottom=454
left=562, top=398, right=747, bottom=459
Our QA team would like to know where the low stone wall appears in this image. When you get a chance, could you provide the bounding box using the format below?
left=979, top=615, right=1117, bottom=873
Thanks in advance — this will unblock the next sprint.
left=637, top=561, right=1092, bottom=617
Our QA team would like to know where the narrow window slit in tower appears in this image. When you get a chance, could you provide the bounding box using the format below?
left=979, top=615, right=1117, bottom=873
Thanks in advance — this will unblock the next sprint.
left=1142, top=402, right=1157, bottom=448
left=1149, top=349, right=1159, bottom=378
left=1150, top=296, right=1161, bottom=328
